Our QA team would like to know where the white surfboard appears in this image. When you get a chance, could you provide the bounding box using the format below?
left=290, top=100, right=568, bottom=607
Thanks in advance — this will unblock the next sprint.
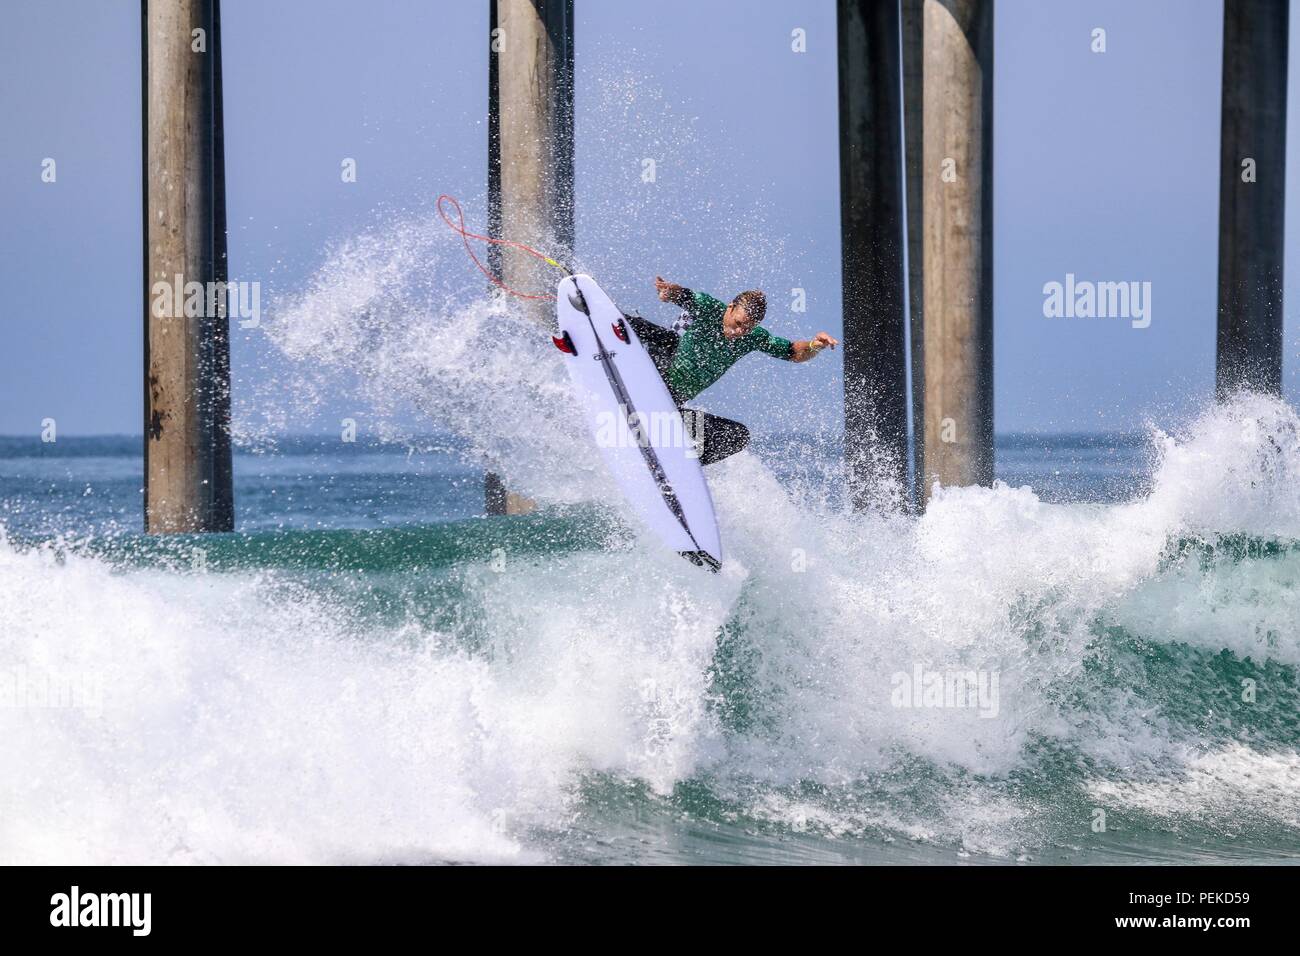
left=553, top=274, right=722, bottom=571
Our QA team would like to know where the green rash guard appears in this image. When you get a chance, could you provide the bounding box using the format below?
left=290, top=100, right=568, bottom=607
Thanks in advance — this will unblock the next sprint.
left=665, top=291, right=795, bottom=402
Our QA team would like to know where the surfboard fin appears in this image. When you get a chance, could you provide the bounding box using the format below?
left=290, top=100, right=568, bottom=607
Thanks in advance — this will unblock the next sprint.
left=552, top=330, right=577, bottom=355
left=612, top=319, right=630, bottom=343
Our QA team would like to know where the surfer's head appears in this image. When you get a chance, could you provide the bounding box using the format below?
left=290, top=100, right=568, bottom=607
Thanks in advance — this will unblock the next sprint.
left=723, top=290, right=766, bottom=339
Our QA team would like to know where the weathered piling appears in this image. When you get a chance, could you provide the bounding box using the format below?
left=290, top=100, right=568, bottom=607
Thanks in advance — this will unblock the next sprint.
left=918, top=0, right=994, bottom=501
left=1216, top=0, right=1287, bottom=399
left=486, top=0, right=574, bottom=515
left=142, top=0, right=234, bottom=532
left=837, top=0, right=909, bottom=509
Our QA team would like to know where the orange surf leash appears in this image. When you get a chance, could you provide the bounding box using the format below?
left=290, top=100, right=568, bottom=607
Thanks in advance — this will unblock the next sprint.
left=436, top=194, right=570, bottom=301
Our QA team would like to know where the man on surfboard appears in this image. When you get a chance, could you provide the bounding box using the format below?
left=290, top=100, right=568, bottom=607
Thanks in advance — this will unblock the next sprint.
left=622, top=277, right=839, bottom=464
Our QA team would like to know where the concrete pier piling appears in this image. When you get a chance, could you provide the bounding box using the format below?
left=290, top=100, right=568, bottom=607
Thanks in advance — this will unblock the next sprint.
left=142, top=0, right=234, bottom=533
left=486, top=0, right=574, bottom=516
left=918, top=0, right=994, bottom=502
left=1216, top=0, right=1288, bottom=399
left=837, top=0, right=910, bottom=510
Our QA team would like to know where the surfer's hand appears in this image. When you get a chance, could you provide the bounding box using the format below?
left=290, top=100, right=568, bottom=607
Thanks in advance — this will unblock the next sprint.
left=793, top=332, right=839, bottom=362
left=655, top=276, right=690, bottom=305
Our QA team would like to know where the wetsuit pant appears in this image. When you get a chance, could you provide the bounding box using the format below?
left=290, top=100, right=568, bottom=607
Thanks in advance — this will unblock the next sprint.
left=624, top=315, right=751, bottom=466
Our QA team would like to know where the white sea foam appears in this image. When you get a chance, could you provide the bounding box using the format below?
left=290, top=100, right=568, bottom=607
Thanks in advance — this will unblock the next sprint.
left=1086, top=743, right=1300, bottom=829
left=0, top=535, right=741, bottom=864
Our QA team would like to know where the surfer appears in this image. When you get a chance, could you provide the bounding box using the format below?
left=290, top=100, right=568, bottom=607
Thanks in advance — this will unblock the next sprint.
left=622, top=277, right=839, bottom=464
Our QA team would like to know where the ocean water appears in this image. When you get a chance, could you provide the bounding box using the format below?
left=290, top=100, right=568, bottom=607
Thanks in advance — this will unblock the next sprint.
left=2, top=394, right=1299, bottom=865
left=4, top=202, right=1299, bottom=865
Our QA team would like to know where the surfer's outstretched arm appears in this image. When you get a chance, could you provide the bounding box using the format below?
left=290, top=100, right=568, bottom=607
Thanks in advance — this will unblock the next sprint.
left=789, top=332, right=839, bottom=363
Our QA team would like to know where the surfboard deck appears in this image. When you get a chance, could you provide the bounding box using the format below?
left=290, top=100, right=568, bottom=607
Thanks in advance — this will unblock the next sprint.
left=553, top=274, right=722, bottom=571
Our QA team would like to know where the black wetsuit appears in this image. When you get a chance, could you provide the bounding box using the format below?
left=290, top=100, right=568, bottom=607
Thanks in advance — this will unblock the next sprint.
left=624, top=315, right=751, bottom=467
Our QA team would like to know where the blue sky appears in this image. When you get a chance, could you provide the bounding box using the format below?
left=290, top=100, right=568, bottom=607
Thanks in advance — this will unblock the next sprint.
left=1, top=0, right=1297, bottom=436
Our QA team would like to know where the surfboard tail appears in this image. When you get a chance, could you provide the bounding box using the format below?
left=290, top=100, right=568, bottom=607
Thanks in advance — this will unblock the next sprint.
left=680, top=550, right=722, bottom=573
